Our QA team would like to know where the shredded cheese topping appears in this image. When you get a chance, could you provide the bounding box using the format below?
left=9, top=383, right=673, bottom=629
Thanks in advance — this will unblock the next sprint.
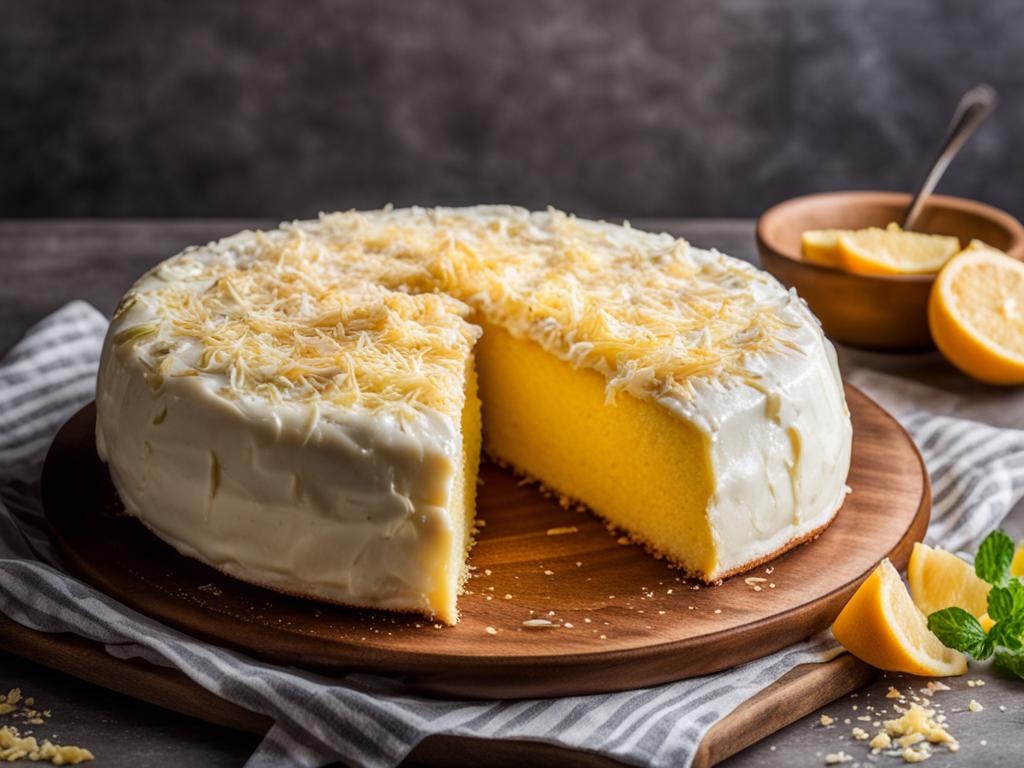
left=113, top=206, right=810, bottom=419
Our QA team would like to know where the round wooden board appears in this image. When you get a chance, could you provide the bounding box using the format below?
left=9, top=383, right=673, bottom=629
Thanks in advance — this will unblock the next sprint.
left=42, top=384, right=928, bottom=699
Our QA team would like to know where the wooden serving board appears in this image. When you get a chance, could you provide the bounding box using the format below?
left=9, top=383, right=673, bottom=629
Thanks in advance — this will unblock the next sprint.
left=40, top=384, right=928, bottom=700
left=0, top=614, right=875, bottom=768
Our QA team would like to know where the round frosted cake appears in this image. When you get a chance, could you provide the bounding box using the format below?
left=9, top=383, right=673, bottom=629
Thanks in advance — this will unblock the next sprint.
left=96, top=206, right=852, bottom=624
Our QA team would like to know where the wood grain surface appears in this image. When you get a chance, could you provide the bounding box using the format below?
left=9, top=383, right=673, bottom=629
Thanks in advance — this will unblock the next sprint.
left=40, top=385, right=928, bottom=699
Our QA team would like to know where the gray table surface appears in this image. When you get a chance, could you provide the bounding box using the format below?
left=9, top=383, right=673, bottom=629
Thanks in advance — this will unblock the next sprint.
left=1, top=218, right=1022, bottom=767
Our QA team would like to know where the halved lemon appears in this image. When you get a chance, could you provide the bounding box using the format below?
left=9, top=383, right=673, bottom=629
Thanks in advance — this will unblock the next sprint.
left=928, top=246, right=1024, bottom=385
left=907, top=542, right=990, bottom=617
left=801, top=229, right=848, bottom=267
left=838, top=223, right=960, bottom=275
left=832, top=558, right=967, bottom=676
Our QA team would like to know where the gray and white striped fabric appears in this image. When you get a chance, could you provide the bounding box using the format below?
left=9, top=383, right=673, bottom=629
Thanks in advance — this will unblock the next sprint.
left=2, top=302, right=1023, bottom=768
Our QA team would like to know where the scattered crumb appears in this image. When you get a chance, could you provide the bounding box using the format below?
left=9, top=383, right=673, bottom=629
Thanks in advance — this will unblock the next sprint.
left=869, top=731, right=891, bottom=750
left=875, top=702, right=959, bottom=762
left=484, top=626, right=497, bottom=635
left=197, top=583, right=222, bottom=596
left=967, top=700, right=983, bottom=713
left=824, top=751, right=853, bottom=764
left=886, top=686, right=902, bottom=699
left=851, top=727, right=869, bottom=740
left=900, top=747, right=928, bottom=763
left=819, top=714, right=835, bottom=726
left=966, top=679, right=985, bottom=688
left=545, top=526, right=578, bottom=536
left=522, top=619, right=554, bottom=628
left=0, top=727, right=93, bottom=765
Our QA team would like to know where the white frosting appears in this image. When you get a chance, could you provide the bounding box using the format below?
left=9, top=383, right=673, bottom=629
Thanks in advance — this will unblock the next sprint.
left=96, top=262, right=468, bottom=621
left=679, top=302, right=851, bottom=576
left=95, top=206, right=852, bottom=618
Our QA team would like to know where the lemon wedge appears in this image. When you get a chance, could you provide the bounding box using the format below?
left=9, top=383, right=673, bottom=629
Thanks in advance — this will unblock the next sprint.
left=1012, top=543, right=1024, bottom=578
left=838, top=223, right=960, bottom=275
left=907, top=542, right=990, bottom=618
left=962, top=238, right=1006, bottom=255
left=801, top=229, right=848, bottom=267
left=928, top=245, right=1024, bottom=384
left=832, top=558, right=967, bottom=676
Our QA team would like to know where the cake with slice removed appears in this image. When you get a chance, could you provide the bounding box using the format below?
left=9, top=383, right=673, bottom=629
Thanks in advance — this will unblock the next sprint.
left=96, top=206, right=852, bottom=624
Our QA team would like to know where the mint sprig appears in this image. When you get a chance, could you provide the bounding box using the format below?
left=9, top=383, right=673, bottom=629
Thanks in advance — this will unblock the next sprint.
left=925, top=529, right=1024, bottom=680
left=927, top=607, right=993, bottom=658
left=995, top=648, right=1024, bottom=678
left=975, top=529, right=1014, bottom=587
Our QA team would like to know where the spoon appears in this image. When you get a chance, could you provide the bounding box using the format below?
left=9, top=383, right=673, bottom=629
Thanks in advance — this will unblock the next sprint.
left=902, top=84, right=998, bottom=231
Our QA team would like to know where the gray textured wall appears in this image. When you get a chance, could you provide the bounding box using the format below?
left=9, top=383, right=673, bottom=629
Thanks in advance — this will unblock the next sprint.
left=1, top=0, right=1022, bottom=219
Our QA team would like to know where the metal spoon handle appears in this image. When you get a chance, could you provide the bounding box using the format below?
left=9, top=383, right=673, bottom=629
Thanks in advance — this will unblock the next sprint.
left=902, top=84, right=998, bottom=230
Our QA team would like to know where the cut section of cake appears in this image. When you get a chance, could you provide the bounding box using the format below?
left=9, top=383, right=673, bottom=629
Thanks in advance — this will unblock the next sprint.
left=96, top=206, right=852, bottom=624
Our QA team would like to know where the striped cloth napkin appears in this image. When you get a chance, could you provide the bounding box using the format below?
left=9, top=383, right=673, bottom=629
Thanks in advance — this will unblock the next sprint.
left=2, top=302, right=1023, bottom=768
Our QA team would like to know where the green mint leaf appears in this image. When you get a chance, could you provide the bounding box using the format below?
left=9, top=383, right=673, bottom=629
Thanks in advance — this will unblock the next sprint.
left=991, top=602, right=1024, bottom=651
left=976, top=530, right=1015, bottom=587
left=992, top=620, right=1024, bottom=651
left=994, top=649, right=1024, bottom=681
left=987, top=579, right=1024, bottom=622
left=927, top=607, right=994, bottom=659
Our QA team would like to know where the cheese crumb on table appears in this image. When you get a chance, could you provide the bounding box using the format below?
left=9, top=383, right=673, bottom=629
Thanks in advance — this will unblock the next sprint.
left=869, top=731, right=892, bottom=750
left=0, top=726, right=93, bottom=765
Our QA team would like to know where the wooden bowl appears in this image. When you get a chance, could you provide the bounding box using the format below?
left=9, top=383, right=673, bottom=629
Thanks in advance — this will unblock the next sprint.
left=756, top=191, right=1024, bottom=350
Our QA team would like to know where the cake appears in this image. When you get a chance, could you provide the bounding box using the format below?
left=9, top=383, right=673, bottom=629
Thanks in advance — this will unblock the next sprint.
left=95, top=206, right=852, bottom=625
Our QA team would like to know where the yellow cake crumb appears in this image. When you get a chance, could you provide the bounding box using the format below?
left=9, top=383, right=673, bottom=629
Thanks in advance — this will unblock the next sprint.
left=0, top=726, right=93, bottom=765
left=869, top=731, right=892, bottom=750
left=900, top=746, right=929, bottom=763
